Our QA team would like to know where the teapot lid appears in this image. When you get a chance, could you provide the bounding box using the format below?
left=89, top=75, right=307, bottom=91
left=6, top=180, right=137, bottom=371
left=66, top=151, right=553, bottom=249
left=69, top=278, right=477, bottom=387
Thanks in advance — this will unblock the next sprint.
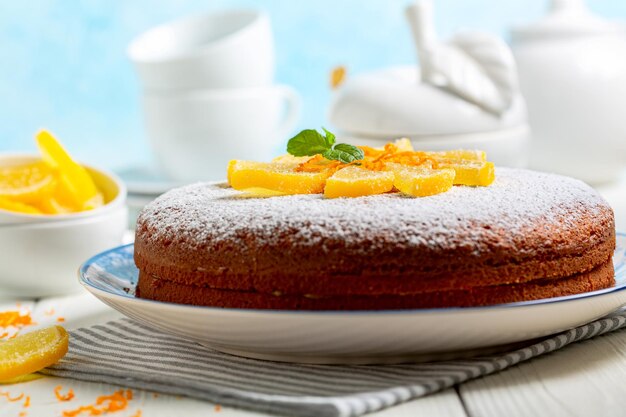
left=328, top=66, right=527, bottom=137
left=511, top=0, right=624, bottom=41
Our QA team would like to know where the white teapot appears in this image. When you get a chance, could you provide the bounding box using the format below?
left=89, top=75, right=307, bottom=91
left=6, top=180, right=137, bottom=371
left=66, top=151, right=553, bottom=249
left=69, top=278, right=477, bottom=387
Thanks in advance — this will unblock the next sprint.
left=328, top=1, right=530, bottom=168
left=511, top=0, right=626, bottom=184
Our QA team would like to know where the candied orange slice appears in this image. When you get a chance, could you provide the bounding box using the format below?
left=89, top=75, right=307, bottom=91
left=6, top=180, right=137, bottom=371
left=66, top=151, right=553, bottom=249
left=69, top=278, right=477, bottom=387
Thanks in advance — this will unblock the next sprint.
left=324, top=166, right=394, bottom=198
left=232, top=187, right=288, bottom=198
left=370, top=138, right=414, bottom=153
left=228, top=160, right=331, bottom=194
left=33, top=196, right=74, bottom=215
left=271, top=154, right=313, bottom=164
left=0, top=162, right=56, bottom=204
left=0, top=197, right=42, bottom=215
left=36, top=130, right=103, bottom=211
left=425, top=149, right=486, bottom=161
left=435, top=160, right=495, bottom=186
left=389, top=138, right=414, bottom=152
left=387, top=163, right=455, bottom=197
left=361, top=138, right=415, bottom=158
left=0, top=325, right=68, bottom=382
left=0, top=372, right=44, bottom=385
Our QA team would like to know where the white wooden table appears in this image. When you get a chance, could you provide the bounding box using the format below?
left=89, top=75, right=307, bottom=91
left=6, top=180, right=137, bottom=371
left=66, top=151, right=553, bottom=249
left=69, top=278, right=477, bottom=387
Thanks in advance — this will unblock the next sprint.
left=2, top=293, right=626, bottom=417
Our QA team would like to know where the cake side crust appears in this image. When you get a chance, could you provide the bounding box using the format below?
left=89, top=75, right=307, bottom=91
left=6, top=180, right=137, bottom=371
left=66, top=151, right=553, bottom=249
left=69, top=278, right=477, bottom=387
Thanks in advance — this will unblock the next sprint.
left=135, top=259, right=615, bottom=310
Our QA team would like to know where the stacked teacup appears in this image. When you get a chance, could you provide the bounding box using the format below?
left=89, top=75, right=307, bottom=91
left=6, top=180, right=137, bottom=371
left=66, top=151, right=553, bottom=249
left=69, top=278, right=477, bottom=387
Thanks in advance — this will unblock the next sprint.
left=128, top=10, right=300, bottom=181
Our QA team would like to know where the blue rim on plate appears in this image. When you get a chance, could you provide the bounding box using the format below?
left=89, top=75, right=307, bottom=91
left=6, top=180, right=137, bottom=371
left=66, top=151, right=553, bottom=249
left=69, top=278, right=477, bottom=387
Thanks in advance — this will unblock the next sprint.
left=79, top=232, right=626, bottom=314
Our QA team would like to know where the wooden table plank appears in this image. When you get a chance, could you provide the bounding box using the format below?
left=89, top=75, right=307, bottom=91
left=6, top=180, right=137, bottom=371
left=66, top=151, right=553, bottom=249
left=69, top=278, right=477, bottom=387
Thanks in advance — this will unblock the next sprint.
left=459, top=329, right=626, bottom=417
left=30, top=293, right=123, bottom=331
left=370, top=389, right=468, bottom=417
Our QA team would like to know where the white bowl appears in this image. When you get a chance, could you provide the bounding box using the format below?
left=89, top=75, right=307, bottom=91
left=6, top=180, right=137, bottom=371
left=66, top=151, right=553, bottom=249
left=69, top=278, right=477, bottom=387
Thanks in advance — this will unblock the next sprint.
left=0, top=154, right=128, bottom=297
left=0, top=154, right=126, bottom=225
left=340, top=125, right=531, bottom=168
left=0, top=206, right=128, bottom=298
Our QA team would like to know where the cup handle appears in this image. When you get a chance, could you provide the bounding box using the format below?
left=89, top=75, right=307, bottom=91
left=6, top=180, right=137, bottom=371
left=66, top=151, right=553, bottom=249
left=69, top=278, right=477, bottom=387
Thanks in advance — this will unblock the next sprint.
left=273, top=85, right=302, bottom=142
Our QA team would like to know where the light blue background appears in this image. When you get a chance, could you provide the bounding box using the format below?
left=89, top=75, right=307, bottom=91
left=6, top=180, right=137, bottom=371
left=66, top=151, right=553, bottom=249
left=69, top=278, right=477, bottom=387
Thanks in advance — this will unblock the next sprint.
left=0, top=0, right=624, bottom=171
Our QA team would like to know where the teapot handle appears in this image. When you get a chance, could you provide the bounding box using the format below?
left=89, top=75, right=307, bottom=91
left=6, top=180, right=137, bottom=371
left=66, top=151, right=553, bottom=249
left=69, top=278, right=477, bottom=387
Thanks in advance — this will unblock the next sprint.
left=405, top=0, right=437, bottom=81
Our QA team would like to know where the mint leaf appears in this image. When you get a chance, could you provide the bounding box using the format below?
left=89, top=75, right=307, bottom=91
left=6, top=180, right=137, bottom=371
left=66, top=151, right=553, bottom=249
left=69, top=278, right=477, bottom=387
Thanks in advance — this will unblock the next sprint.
left=286, top=128, right=363, bottom=164
left=287, top=129, right=332, bottom=156
left=322, top=143, right=365, bottom=164
left=322, top=127, right=336, bottom=148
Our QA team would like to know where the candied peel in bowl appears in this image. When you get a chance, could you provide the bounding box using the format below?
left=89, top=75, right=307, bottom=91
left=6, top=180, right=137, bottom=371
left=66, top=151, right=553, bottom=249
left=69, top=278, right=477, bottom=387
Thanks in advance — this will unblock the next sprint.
left=36, top=130, right=104, bottom=211
left=0, top=162, right=56, bottom=204
left=0, top=130, right=105, bottom=216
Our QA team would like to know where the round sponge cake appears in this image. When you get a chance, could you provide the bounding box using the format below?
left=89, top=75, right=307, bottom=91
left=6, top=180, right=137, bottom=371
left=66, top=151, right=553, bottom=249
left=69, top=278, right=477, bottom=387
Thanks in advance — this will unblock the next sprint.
left=134, top=168, right=615, bottom=309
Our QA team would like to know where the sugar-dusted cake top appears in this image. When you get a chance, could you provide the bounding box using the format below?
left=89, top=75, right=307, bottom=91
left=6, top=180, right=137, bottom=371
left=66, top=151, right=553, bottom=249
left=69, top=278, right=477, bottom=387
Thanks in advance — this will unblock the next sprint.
left=137, top=168, right=613, bottom=257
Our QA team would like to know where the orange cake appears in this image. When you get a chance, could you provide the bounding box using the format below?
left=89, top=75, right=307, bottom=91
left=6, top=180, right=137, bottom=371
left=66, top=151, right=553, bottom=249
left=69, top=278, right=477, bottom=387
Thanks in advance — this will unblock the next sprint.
left=134, top=168, right=615, bottom=309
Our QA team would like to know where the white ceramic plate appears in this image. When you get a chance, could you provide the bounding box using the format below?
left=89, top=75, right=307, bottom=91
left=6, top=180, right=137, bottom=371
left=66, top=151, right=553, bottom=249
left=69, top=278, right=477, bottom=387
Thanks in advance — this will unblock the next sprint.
left=79, top=233, right=626, bottom=364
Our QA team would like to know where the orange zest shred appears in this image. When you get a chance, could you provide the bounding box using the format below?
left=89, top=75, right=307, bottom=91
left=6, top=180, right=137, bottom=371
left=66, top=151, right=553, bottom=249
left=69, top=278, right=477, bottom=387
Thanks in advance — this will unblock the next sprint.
left=24, top=395, right=30, bottom=407
left=62, top=405, right=101, bottom=417
left=0, top=391, right=25, bottom=402
left=62, top=389, right=133, bottom=417
left=294, top=143, right=437, bottom=174
left=0, top=309, right=35, bottom=340
left=215, top=404, right=222, bottom=412
left=130, top=411, right=142, bottom=417
left=0, top=311, right=35, bottom=329
left=57, top=317, right=66, bottom=323
left=55, top=385, right=75, bottom=402
left=294, top=154, right=344, bottom=174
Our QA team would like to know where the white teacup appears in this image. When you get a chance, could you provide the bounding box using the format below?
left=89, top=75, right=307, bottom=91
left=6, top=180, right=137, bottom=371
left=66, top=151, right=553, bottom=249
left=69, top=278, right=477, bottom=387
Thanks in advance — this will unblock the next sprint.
left=143, top=85, right=301, bottom=181
left=128, top=10, right=274, bottom=92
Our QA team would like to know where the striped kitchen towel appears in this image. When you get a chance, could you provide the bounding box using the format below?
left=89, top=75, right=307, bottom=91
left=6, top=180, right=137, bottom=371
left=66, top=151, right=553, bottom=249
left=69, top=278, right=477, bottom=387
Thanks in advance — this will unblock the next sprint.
left=43, top=313, right=626, bottom=417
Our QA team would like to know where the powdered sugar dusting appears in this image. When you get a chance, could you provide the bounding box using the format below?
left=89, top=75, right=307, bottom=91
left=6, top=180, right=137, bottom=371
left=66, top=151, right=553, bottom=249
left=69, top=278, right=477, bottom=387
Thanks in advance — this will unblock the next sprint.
left=137, top=168, right=611, bottom=256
